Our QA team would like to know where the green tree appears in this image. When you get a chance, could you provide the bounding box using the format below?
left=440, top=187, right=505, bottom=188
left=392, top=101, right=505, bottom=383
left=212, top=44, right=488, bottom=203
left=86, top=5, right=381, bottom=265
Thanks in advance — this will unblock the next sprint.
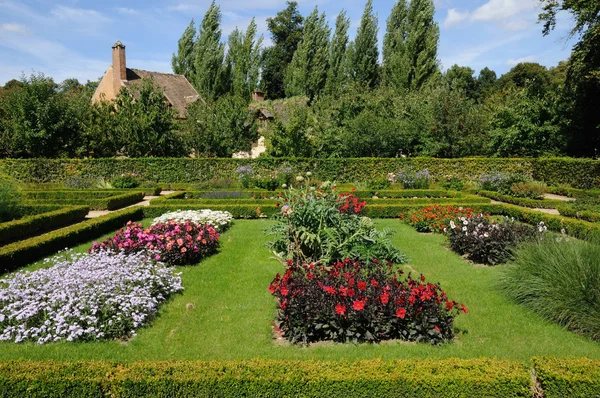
left=193, top=1, right=225, bottom=100
left=478, top=67, right=497, bottom=97
left=226, top=18, right=263, bottom=100
left=285, top=7, right=330, bottom=100
left=185, top=95, right=259, bottom=157
left=172, top=19, right=197, bottom=80
left=261, top=1, right=304, bottom=99
left=382, top=0, right=409, bottom=91
left=268, top=108, right=314, bottom=157
left=405, top=0, right=440, bottom=90
left=498, top=62, right=551, bottom=97
left=350, top=0, right=379, bottom=89
left=444, top=64, right=478, bottom=100
left=324, top=10, right=350, bottom=95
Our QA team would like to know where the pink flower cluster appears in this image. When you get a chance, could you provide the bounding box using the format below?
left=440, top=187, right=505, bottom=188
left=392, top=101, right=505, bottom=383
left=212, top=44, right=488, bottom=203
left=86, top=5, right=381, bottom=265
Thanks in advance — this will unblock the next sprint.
left=91, top=220, right=220, bottom=266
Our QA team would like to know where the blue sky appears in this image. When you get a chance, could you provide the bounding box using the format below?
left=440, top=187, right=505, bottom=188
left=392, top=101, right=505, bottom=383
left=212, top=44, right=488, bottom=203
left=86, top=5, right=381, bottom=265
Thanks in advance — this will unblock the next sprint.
left=0, top=0, right=578, bottom=85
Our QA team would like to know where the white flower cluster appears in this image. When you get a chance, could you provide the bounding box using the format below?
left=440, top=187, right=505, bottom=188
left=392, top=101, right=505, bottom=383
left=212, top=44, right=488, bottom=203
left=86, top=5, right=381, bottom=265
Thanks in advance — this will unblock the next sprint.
left=152, top=209, right=233, bottom=230
left=0, top=250, right=183, bottom=344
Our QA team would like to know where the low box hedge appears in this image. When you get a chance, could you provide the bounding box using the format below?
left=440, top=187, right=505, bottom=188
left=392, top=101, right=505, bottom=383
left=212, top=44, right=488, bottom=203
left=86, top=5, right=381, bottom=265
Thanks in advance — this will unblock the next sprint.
left=25, top=192, right=144, bottom=211
left=0, top=206, right=89, bottom=246
left=556, top=205, right=600, bottom=223
left=533, top=357, right=600, bottom=398
left=476, top=190, right=564, bottom=209
left=0, top=359, right=530, bottom=397
left=145, top=204, right=279, bottom=219
left=23, top=190, right=118, bottom=200
left=0, top=207, right=144, bottom=273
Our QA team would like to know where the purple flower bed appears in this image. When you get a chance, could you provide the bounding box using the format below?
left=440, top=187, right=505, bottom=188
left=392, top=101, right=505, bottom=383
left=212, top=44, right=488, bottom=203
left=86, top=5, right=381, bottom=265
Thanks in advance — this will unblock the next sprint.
left=0, top=250, right=183, bottom=344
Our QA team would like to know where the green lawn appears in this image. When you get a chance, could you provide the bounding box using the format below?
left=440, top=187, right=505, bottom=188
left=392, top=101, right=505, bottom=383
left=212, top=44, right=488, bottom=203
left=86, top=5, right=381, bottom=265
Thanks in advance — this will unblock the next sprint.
left=1, top=219, right=598, bottom=362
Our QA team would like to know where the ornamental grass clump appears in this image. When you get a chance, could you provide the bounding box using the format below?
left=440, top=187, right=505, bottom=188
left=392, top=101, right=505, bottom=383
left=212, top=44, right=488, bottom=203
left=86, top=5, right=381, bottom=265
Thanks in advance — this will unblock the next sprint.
left=0, top=250, right=183, bottom=344
left=448, top=215, right=543, bottom=265
left=403, top=205, right=480, bottom=233
left=91, top=220, right=220, bottom=266
left=501, top=238, right=600, bottom=340
left=479, top=172, right=528, bottom=195
left=396, top=168, right=431, bottom=189
left=270, top=258, right=467, bottom=345
left=152, top=209, right=233, bottom=231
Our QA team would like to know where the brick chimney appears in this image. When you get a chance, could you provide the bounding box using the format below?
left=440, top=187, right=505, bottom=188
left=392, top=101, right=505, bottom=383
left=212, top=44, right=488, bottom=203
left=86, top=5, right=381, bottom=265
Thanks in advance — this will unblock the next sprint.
left=112, top=40, right=126, bottom=92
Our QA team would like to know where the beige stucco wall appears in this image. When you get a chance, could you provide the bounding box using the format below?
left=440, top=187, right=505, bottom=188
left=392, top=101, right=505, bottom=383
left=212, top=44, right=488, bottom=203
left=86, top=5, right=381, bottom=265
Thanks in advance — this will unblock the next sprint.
left=91, top=66, right=118, bottom=103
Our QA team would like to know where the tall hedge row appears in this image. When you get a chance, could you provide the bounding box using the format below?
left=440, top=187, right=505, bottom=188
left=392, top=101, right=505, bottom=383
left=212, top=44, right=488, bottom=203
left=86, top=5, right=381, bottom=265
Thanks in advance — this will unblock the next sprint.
left=1, top=157, right=599, bottom=188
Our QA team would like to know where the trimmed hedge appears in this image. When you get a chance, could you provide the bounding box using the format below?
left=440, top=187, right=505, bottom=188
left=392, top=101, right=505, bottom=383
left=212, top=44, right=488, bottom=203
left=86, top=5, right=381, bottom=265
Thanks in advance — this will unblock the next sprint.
left=0, top=207, right=144, bottom=273
left=23, top=186, right=162, bottom=196
left=476, top=190, right=564, bottom=209
left=557, top=205, right=600, bottom=223
left=1, top=157, right=599, bottom=188
left=145, top=204, right=279, bottom=219
left=152, top=197, right=490, bottom=206
left=0, top=206, right=89, bottom=246
left=533, top=357, right=600, bottom=398
left=25, top=192, right=144, bottom=211
left=0, top=359, right=530, bottom=397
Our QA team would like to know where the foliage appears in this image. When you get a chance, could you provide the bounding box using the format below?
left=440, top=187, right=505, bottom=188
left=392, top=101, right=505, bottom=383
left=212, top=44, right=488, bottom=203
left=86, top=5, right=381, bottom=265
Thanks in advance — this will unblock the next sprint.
left=225, top=18, right=263, bottom=100
left=185, top=94, right=259, bottom=157
left=441, top=176, right=464, bottom=191
left=91, top=220, right=220, bottom=266
left=266, top=184, right=407, bottom=265
left=396, top=167, right=431, bottom=189
left=533, top=357, right=600, bottom=398
left=479, top=172, right=529, bottom=194
left=348, top=0, right=379, bottom=89
left=448, top=215, right=543, bottom=265
left=0, top=250, right=183, bottom=344
left=445, top=65, right=479, bottom=100
left=261, top=1, right=304, bottom=99
left=111, top=174, right=140, bottom=189
left=324, top=11, right=350, bottom=95
left=193, top=1, right=226, bottom=100
left=268, top=108, right=314, bottom=157
left=0, top=174, right=23, bottom=222
left=509, top=182, right=545, bottom=199
left=382, top=0, right=409, bottom=91
left=270, top=258, right=466, bottom=344
left=152, top=209, right=233, bottom=231
left=172, top=19, right=197, bottom=80
left=503, top=238, right=600, bottom=340
left=404, top=0, right=440, bottom=90
left=404, top=205, right=480, bottom=233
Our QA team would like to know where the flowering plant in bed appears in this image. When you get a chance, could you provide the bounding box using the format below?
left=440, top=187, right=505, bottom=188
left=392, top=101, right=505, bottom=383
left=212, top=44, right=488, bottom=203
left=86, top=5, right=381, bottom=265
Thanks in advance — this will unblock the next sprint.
left=448, top=215, right=544, bottom=265
left=0, top=250, right=183, bottom=344
left=403, top=205, right=481, bottom=233
left=270, top=258, right=466, bottom=345
left=91, top=220, right=220, bottom=266
left=152, top=209, right=233, bottom=231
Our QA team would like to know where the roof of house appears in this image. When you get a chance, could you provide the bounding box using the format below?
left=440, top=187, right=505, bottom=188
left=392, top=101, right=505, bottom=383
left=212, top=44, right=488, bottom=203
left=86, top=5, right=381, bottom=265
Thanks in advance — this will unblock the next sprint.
left=123, top=68, right=200, bottom=118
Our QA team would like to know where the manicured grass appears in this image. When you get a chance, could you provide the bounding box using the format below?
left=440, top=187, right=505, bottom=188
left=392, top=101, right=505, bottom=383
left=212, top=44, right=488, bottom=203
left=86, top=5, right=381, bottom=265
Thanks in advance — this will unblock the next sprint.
left=0, top=219, right=598, bottom=362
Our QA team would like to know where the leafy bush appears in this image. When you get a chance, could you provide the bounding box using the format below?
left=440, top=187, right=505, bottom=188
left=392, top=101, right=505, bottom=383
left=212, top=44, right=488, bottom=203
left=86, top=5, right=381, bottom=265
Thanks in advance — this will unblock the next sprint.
left=152, top=210, right=233, bottom=231
left=0, top=174, right=23, bottom=222
left=502, top=238, right=600, bottom=340
left=403, top=205, right=481, bottom=233
left=396, top=168, right=431, bottom=189
left=91, top=220, right=220, bottom=266
left=448, top=215, right=543, bottom=265
left=64, top=175, right=97, bottom=189
left=441, top=176, right=465, bottom=191
left=366, top=178, right=391, bottom=191
left=269, top=258, right=467, bottom=344
left=112, top=174, right=140, bottom=189
left=510, top=182, right=545, bottom=199
left=479, top=172, right=529, bottom=194
left=0, top=250, right=182, bottom=344
left=267, top=185, right=407, bottom=265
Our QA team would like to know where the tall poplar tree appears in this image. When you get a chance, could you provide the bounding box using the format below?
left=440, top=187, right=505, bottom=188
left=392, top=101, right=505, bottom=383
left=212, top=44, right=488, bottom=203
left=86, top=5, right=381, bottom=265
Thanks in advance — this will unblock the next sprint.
left=382, top=0, right=409, bottom=91
left=325, top=10, right=350, bottom=95
left=405, top=0, right=440, bottom=90
left=193, top=1, right=225, bottom=100
left=350, top=0, right=379, bottom=89
left=285, top=7, right=330, bottom=100
left=226, top=18, right=263, bottom=100
left=172, top=19, right=197, bottom=80
left=261, top=1, right=304, bottom=99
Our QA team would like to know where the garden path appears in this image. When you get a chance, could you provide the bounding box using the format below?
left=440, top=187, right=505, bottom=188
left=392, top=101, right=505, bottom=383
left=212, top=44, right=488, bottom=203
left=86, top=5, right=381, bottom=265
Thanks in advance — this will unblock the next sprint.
left=85, top=190, right=176, bottom=219
left=489, top=199, right=560, bottom=215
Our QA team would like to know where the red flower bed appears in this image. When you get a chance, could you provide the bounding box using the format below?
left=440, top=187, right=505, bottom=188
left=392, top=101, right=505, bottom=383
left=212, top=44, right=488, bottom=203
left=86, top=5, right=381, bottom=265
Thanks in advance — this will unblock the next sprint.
left=402, top=205, right=483, bottom=233
left=269, top=258, right=466, bottom=344
left=337, top=192, right=367, bottom=215
left=91, top=220, right=219, bottom=265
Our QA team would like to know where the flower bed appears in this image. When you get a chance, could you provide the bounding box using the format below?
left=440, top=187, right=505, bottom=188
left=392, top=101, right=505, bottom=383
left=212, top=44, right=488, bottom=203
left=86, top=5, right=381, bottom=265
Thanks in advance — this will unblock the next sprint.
left=152, top=209, right=233, bottom=231
left=91, top=220, right=220, bottom=266
left=0, top=250, right=182, bottom=344
left=270, top=258, right=466, bottom=344
left=403, top=205, right=481, bottom=233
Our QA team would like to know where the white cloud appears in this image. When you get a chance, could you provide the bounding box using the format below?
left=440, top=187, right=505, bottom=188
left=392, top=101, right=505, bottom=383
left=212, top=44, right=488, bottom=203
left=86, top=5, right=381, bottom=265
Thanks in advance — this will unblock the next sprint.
left=440, top=32, right=528, bottom=69
left=115, top=7, right=140, bottom=15
left=506, top=55, right=537, bottom=65
left=443, top=9, right=470, bottom=28
left=0, top=23, right=29, bottom=34
left=50, top=6, right=112, bottom=23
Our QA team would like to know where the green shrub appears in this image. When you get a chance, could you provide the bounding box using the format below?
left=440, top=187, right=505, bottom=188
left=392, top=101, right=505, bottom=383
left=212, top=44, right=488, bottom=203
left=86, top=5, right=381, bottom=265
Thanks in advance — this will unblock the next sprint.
left=533, top=357, right=600, bottom=398
left=366, top=178, right=391, bottom=191
left=0, top=206, right=88, bottom=245
left=502, top=238, right=600, bottom=340
left=479, top=172, right=529, bottom=194
left=441, top=176, right=465, bottom=191
left=476, top=190, right=562, bottom=208
left=396, top=168, right=431, bottom=189
left=510, top=182, right=545, bottom=199
left=112, top=174, right=140, bottom=189
left=0, top=174, right=23, bottom=222
left=0, top=359, right=531, bottom=397
left=0, top=207, right=144, bottom=273
left=25, top=192, right=144, bottom=210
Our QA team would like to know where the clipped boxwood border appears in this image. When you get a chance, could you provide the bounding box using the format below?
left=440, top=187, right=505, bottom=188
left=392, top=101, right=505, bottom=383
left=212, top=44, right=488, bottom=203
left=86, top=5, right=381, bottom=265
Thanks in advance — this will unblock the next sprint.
left=0, top=359, right=530, bottom=397
left=475, top=190, right=564, bottom=209
left=533, top=357, right=600, bottom=398
left=0, top=207, right=144, bottom=273
left=0, top=206, right=89, bottom=246
left=25, top=192, right=144, bottom=211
